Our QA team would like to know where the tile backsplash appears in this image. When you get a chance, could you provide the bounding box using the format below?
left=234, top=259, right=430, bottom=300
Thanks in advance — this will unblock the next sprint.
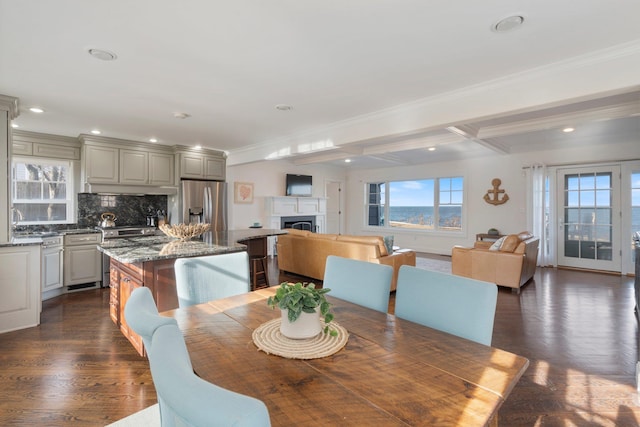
left=77, top=193, right=168, bottom=228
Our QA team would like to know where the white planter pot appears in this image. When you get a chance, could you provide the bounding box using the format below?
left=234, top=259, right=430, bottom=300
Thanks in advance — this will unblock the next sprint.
left=280, top=307, right=322, bottom=339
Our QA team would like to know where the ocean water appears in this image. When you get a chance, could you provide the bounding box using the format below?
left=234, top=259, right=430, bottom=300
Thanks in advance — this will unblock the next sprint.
left=388, top=206, right=461, bottom=227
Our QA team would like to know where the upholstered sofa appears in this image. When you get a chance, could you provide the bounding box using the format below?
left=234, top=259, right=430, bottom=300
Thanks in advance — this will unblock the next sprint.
left=276, top=229, right=416, bottom=291
left=451, top=231, right=539, bottom=293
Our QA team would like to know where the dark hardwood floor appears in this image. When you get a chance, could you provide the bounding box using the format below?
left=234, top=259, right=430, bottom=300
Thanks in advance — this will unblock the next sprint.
left=1, top=254, right=638, bottom=426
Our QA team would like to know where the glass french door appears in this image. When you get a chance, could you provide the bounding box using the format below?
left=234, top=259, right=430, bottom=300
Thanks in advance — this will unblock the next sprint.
left=557, top=166, right=621, bottom=272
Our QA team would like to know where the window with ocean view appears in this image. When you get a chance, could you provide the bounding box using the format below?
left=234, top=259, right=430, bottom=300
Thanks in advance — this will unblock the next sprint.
left=366, top=177, right=463, bottom=231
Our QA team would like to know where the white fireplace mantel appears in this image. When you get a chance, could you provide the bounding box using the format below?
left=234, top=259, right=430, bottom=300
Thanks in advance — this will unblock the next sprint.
left=265, top=196, right=326, bottom=233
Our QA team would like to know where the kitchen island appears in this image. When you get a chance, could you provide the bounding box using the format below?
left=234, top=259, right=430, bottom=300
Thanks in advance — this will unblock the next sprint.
left=98, top=228, right=286, bottom=356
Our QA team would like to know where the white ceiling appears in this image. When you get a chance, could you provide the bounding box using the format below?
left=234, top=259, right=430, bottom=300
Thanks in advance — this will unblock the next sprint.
left=1, top=1, right=639, bottom=169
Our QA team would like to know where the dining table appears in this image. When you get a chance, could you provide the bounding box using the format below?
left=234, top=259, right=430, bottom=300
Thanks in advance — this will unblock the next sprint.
left=164, top=287, right=529, bottom=426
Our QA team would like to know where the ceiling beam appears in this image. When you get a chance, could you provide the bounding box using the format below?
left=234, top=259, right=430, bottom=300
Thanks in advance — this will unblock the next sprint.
left=477, top=100, right=640, bottom=139
left=446, top=125, right=509, bottom=154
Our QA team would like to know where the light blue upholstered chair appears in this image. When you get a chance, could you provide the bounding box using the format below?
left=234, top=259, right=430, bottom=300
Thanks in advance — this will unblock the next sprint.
left=395, top=265, right=498, bottom=346
left=323, top=255, right=393, bottom=313
left=125, top=287, right=271, bottom=427
left=124, top=286, right=177, bottom=352
left=174, top=252, right=250, bottom=308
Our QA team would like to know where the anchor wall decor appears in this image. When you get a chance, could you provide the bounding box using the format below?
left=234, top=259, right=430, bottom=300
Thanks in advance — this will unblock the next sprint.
left=484, top=178, right=509, bottom=205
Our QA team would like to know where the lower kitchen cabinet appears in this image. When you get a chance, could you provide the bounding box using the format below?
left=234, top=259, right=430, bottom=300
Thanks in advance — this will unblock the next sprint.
left=0, top=244, right=41, bottom=333
left=109, top=257, right=178, bottom=356
left=63, top=233, right=102, bottom=290
left=41, top=236, right=64, bottom=297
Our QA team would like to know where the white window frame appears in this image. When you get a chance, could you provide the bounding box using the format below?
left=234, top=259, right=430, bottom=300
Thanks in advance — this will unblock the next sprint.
left=12, top=157, right=75, bottom=225
left=365, top=177, right=464, bottom=233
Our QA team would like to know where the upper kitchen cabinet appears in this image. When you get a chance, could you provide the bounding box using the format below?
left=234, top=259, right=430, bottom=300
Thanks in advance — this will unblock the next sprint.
left=148, top=152, right=174, bottom=186
left=80, top=135, right=175, bottom=189
left=85, top=144, right=119, bottom=183
left=12, top=130, right=81, bottom=161
left=174, top=146, right=226, bottom=181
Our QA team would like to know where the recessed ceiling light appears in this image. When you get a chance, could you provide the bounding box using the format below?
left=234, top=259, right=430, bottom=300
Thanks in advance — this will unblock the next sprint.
left=562, top=127, right=575, bottom=133
left=493, top=15, right=524, bottom=33
left=174, top=112, right=191, bottom=119
left=88, top=48, right=118, bottom=61
left=90, top=129, right=101, bottom=135
left=29, top=107, right=44, bottom=113
left=194, top=144, right=202, bottom=150
left=427, top=147, right=436, bottom=151
left=275, top=104, right=293, bottom=111
left=344, top=159, right=351, bottom=163
left=11, top=123, right=18, bottom=128
left=149, top=138, right=158, bottom=143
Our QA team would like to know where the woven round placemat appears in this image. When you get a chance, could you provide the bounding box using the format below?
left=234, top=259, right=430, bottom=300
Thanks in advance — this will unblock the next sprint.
left=252, top=318, right=349, bottom=359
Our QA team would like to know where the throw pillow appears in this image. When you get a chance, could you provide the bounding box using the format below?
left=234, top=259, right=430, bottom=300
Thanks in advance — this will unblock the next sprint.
left=499, top=234, right=521, bottom=252
left=383, top=235, right=394, bottom=254
left=489, top=236, right=506, bottom=251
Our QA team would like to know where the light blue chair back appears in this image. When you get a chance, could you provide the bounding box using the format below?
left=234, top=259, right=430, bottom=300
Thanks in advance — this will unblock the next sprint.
left=150, top=324, right=271, bottom=427
left=174, top=252, right=250, bottom=307
left=125, top=287, right=271, bottom=427
left=395, top=265, right=498, bottom=346
left=323, top=255, right=393, bottom=313
left=124, top=286, right=177, bottom=351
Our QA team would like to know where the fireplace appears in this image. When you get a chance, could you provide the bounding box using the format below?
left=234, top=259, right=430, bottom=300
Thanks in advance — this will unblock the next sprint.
left=281, top=215, right=316, bottom=232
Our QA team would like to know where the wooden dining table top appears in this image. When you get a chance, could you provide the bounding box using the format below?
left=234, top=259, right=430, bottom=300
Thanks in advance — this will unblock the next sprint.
left=164, top=287, right=529, bottom=426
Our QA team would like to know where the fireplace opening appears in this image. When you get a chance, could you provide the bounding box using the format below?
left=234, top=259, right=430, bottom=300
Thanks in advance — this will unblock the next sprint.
left=281, top=215, right=316, bottom=232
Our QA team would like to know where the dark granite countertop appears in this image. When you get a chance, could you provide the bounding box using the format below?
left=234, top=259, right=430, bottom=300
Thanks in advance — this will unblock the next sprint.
left=98, top=228, right=287, bottom=264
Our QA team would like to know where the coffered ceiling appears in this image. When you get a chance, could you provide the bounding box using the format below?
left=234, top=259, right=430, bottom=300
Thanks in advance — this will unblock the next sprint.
left=0, top=1, right=638, bottom=168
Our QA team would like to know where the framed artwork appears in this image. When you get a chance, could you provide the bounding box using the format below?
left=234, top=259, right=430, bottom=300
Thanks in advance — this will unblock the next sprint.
left=234, top=182, right=254, bottom=204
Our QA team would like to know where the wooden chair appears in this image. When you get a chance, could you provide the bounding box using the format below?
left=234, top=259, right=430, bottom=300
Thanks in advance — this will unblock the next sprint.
left=174, top=252, right=250, bottom=307
left=323, top=255, right=393, bottom=313
left=125, top=287, right=271, bottom=426
left=395, top=265, right=498, bottom=346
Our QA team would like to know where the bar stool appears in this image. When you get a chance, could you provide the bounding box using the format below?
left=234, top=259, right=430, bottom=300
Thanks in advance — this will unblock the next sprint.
left=250, top=255, right=269, bottom=290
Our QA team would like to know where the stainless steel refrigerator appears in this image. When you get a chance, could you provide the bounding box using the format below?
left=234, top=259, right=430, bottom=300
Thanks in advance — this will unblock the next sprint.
left=180, top=180, right=227, bottom=231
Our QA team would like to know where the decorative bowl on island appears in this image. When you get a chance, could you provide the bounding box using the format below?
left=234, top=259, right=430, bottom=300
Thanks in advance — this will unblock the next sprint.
left=159, top=223, right=210, bottom=240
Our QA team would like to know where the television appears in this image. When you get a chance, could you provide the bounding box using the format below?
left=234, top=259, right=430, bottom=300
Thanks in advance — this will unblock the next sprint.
left=286, top=174, right=312, bottom=197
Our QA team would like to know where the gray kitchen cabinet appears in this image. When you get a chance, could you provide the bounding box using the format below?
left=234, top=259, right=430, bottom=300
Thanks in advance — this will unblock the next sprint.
left=12, top=131, right=81, bottom=160
left=81, top=135, right=176, bottom=188
left=119, top=149, right=149, bottom=184
left=177, top=151, right=226, bottom=180
left=63, top=233, right=102, bottom=289
left=149, top=152, right=174, bottom=185
left=0, top=244, right=41, bottom=333
left=84, top=144, right=119, bottom=184
left=42, top=235, right=64, bottom=295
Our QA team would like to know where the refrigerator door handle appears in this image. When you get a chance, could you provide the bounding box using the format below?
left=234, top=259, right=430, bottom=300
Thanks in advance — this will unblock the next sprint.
left=203, top=187, right=212, bottom=224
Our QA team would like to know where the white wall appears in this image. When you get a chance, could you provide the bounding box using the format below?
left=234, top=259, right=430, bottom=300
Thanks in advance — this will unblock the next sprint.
left=226, top=160, right=346, bottom=230
left=346, top=139, right=640, bottom=256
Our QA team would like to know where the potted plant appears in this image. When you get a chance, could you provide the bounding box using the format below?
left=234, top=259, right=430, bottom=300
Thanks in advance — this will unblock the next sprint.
left=267, top=282, right=337, bottom=338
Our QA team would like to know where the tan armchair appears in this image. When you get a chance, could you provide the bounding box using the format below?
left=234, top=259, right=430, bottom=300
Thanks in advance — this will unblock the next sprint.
left=451, top=232, right=539, bottom=294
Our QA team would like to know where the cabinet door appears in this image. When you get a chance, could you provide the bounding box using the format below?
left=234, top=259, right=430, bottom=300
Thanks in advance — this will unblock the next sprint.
left=12, top=140, right=33, bottom=156
left=149, top=152, right=174, bottom=185
left=34, top=143, right=80, bottom=160
left=85, top=145, right=119, bottom=183
left=118, top=275, right=144, bottom=356
left=109, top=267, right=119, bottom=325
left=180, top=154, right=204, bottom=179
left=203, top=156, right=225, bottom=180
left=64, top=245, right=101, bottom=285
left=42, top=247, right=63, bottom=292
left=0, top=245, right=41, bottom=333
left=119, top=149, right=149, bottom=184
